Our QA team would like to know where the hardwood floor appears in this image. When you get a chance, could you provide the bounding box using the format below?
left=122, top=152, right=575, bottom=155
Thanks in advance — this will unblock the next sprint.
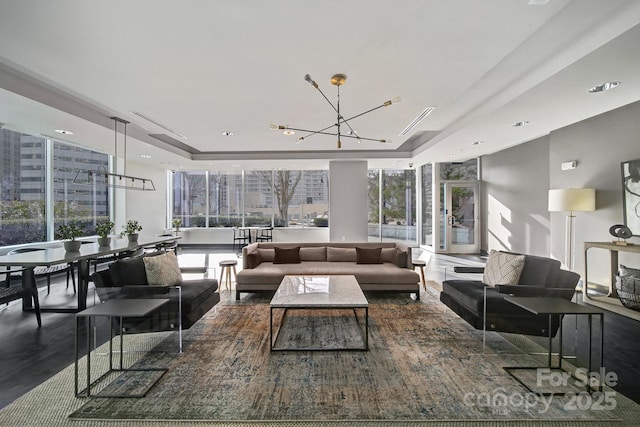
left=1, top=248, right=639, bottom=410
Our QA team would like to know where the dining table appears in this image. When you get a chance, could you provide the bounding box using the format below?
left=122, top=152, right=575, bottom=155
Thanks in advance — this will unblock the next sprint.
left=0, top=234, right=181, bottom=314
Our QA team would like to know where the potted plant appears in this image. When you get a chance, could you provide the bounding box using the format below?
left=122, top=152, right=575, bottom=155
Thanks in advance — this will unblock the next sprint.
left=56, top=223, right=83, bottom=252
left=96, top=219, right=115, bottom=246
left=172, top=218, right=182, bottom=233
left=121, top=219, right=143, bottom=243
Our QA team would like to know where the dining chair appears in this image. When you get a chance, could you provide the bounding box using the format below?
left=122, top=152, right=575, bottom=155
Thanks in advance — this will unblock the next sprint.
left=0, top=283, right=42, bottom=327
left=255, top=227, right=273, bottom=242
left=232, top=228, right=250, bottom=254
left=7, top=248, right=76, bottom=294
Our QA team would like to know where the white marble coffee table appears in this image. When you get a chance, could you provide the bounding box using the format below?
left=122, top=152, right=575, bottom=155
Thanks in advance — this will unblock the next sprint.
left=269, top=275, right=369, bottom=351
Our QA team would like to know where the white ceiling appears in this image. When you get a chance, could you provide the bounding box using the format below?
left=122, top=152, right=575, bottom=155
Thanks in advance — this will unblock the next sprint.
left=1, top=0, right=640, bottom=171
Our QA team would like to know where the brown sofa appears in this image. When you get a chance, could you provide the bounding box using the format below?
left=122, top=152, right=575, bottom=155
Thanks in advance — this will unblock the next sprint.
left=236, top=242, right=421, bottom=300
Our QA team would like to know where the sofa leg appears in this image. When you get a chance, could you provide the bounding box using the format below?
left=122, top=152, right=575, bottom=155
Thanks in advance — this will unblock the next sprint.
left=235, top=290, right=240, bottom=301
left=415, top=291, right=420, bottom=301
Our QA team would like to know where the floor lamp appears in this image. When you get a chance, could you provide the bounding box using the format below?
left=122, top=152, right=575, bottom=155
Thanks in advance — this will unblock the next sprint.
left=548, top=188, right=596, bottom=272
left=548, top=188, right=596, bottom=360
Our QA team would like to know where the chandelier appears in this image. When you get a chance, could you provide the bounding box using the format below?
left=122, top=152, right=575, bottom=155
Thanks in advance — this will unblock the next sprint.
left=73, top=117, right=156, bottom=191
left=271, top=73, right=400, bottom=149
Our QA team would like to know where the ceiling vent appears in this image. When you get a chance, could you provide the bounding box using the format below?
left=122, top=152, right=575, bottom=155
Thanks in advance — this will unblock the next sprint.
left=130, top=111, right=188, bottom=140
left=399, top=106, right=435, bottom=136
left=149, top=133, right=199, bottom=154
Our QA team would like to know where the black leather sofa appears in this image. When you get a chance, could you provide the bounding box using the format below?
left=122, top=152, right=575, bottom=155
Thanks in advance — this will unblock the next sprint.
left=90, top=253, right=220, bottom=333
left=440, top=253, right=579, bottom=337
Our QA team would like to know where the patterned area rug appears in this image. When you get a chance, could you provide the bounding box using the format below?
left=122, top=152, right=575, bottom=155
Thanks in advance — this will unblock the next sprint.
left=67, top=292, right=637, bottom=423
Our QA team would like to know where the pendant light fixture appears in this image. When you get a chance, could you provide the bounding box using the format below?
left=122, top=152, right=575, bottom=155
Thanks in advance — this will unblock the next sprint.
left=271, top=73, right=400, bottom=149
left=73, top=117, right=156, bottom=191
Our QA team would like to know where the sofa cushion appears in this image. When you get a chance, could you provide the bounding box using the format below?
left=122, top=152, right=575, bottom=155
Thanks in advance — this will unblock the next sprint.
left=246, top=252, right=262, bottom=269
left=257, top=248, right=275, bottom=262
left=327, top=247, right=356, bottom=262
left=482, top=250, right=525, bottom=287
left=300, top=246, right=326, bottom=261
left=442, top=280, right=531, bottom=316
left=518, top=254, right=561, bottom=287
left=356, top=247, right=382, bottom=264
left=273, top=246, right=301, bottom=264
left=144, top=252, right=183, bottom=286
left=236, top=261, right=419, bottom=285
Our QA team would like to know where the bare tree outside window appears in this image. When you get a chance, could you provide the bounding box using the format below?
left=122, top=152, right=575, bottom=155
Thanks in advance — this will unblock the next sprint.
left=257, top=170, right=302, bottom=227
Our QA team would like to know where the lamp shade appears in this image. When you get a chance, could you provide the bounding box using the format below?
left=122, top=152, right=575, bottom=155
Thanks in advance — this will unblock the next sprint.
left=548, top=188, right=596, bottom=212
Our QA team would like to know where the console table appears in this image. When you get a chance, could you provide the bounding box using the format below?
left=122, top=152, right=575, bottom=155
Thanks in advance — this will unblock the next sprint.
left=583, top=242, right=640, bottom=299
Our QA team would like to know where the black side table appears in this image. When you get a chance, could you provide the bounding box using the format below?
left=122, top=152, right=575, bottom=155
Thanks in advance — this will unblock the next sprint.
left=503, top=296, right=604, bottom=395
left=75, top=298, right=170, bottom=398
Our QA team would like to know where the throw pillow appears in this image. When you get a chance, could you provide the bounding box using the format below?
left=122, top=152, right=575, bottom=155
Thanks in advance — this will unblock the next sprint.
left=327, top=247, right=357, bottom=262
left=143, top=252, right=183, bottom=286
left=299, top=246, right=326, bottom=261
left=273, top=246, right=301, bottom=264
left=482, top=250, right=525, bottom=287
left=356, top=247, right=383, bottom=264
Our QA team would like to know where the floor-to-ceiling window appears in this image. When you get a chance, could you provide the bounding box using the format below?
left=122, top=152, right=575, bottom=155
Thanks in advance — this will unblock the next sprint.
left=0, top=129, right=109, bottom=246
left=368, top=168, right=416, bottom=244
left=421, top=163, right=433, bottom=247
left=52, top=141, right=109, bottom=235
left=172, top=171, right=207, bottom=227
left=0, top=130, right=47, bottom=245
left=170, top=169, right=329, bottom=228
left=209, top=170, right=242, bottom=226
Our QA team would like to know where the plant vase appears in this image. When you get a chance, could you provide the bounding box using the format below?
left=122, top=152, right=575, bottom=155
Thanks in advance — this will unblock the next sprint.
left=97, top=237, right=111, bottom=246
left=64, top=240, right=82, bottom=252
left=127, top=233, right=139, bottom=243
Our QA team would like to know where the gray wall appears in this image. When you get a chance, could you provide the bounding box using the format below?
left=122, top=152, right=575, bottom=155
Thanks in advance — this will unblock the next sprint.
left=481, top=135, right=551, bottom=256
left=329, top=160, right=368, bottom=242
left=549, top=100, right=640, bottom=284
left=480, top=100, right=640, bottom=287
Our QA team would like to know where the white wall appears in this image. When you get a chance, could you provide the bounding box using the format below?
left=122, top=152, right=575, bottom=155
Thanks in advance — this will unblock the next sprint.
left=123, top=161, right=169, bottom=237
left=329, top=160, right=368, bottom=242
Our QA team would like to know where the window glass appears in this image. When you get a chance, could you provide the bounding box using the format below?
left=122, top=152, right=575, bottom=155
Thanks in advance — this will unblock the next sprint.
left=209, top=171, right=242, bottom=227
left=172, top=171, right=207, bottom=227
left=367, top=169, right=380, bottom=240
left=381, top=169, right=416, bottom=244
left=52, top=141, right=109, bottom=236
left=421, top=163, right=433, bottom=246
left=439, top=159, right=478, bottom=180
left=244, top=170, right=274, bottom=226
left=0, top=130, right=47, bottom=245
left=300, top=170, right=329, bottom=227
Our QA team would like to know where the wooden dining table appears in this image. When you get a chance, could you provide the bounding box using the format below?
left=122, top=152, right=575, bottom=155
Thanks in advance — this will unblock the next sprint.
left=0, top=234, right=181, bottom=314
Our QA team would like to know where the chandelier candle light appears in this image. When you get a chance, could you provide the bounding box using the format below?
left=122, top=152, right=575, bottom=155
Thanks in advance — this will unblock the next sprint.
left=271, top=73, right=400, bottom=149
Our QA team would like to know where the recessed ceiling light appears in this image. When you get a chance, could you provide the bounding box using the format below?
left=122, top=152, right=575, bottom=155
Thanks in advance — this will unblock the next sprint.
left=472, top=140, right=484, bottom=145
left=221, top=131, right=234, bottom=136
left=512, top=121, right=530, bottom=127
left=140, top=154, right=151, bottom=159
left=588, top=81, right=620, bottom=93
left=54, top=129, right=74, bottom=135
left=528, top=0, right=550, bottom=5
left=283, top=130, right=295, bottom=136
